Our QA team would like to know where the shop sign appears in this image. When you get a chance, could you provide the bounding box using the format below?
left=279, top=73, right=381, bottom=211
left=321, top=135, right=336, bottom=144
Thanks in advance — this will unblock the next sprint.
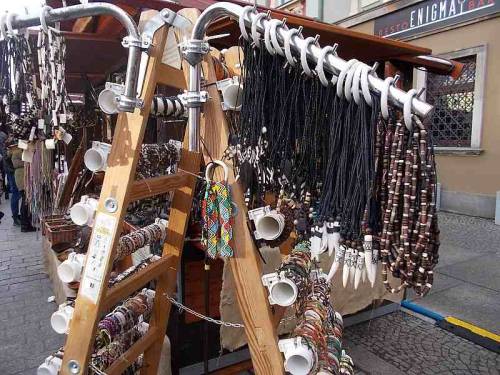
left=374, top=0, right=500, bottom=38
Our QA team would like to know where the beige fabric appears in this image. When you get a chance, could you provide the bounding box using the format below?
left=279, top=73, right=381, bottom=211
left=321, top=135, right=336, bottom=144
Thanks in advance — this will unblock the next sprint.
left=42, top=238, right=77, bottom=305
left=220, top=246, right=403, bottom=351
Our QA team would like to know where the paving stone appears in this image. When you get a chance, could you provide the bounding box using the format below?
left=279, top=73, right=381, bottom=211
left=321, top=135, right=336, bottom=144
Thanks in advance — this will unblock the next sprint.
left=344, top=311, right=500, bottom=374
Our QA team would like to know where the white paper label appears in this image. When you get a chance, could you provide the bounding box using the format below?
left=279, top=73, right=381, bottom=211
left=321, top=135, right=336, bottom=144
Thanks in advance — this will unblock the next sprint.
left=80, top=213, right=117, bottom=304
left=38, top=119, right=45, bottom=129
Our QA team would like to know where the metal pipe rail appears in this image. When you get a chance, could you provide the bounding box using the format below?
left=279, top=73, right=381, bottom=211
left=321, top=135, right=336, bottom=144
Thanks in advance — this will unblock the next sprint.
left=9, top=2, right=141, bottom=113
left=184, top=2, right=438, bottom=151
left=193, top=2, right=434, bottom=117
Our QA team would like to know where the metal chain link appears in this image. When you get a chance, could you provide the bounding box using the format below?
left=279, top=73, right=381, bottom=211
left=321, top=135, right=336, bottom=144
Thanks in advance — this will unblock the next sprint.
left=165, top=294, right=297, bottom=328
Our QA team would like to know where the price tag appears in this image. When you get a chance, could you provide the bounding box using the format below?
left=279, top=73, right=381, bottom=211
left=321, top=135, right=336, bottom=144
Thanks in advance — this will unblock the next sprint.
left=80, top=213, right=117, bottom=304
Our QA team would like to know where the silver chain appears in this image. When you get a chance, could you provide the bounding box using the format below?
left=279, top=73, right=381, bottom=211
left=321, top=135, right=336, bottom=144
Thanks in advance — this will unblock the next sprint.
left=165, top=294, right=296, bottom=328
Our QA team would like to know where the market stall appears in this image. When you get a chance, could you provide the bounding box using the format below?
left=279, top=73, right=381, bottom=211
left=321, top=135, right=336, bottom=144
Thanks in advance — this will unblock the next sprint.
left=0, top=1, right=461, bottom=374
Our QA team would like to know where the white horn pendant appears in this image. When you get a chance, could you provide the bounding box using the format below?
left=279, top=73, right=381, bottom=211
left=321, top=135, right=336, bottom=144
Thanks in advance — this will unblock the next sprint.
left=354, top=251, right=365, bottom=290
left=349, top=248, right=358, bottom=286
left=362, top=266, right=367, bottom=283
left=310, top=225, right=325, bottom=261
left=363, top=235, right=374, bottom=285
left=342, top=247, right=352, bottom=287
left=327, top=243, right=346, bottom=282
left=370, top=247, right=379, bottom=287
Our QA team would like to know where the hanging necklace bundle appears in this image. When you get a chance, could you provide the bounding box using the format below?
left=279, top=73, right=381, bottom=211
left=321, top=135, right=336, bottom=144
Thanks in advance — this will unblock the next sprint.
left=373, top=114, right=439, bottom=296
left=232, top=15, right=440, bottom=294
left=1, top=31, right=40, bottom=140
left=201, top=160, right=235, bottom=259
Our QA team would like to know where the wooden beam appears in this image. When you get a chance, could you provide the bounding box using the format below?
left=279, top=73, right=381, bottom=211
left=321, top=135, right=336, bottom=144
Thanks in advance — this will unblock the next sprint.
left=72, top=16, right=94, bottom=33
left=212, top=359, right=254, bottom=375
left=60, top=22, right=169, bottom=375
left=129, top=172, right=190, bottom=202
left=105, top=327, right=159, bottom=375
left=96, top=4, right=138, bottom=37
left=176, top=8, right=285, bottom=375
left=103, top=255, right=175, bottom=311
left=157, top=63, right=187, bottom=90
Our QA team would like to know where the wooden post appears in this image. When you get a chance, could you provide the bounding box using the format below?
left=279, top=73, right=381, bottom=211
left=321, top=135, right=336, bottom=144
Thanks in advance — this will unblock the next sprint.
left=176, top=9, right=285, bottom=374
left=60, top=25, right=169, bottom=375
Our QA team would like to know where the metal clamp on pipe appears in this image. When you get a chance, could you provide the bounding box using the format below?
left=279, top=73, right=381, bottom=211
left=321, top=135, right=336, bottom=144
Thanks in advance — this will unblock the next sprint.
left=179, top=90, right=208, bottom=108
left=180, top=39, right=211, bottom=66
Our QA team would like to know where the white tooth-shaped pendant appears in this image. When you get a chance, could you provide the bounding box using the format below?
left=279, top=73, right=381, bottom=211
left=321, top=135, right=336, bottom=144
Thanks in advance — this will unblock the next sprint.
left=354, top=251, right=365, bottom=290
left=321, top=222, right=328, bottom=253
left=364, top=235, right=374, bottom=285
left=332, top=221, right=341, bottom=256
left=310, top=225, right=324, bottom=261
left=327, top=244, right=346, bottom=282
left=325, top=220, right=335, bottom=256
left=370, top=248, right=379, bottom=287
left=362, top=266, right=367, bottom=283
left=349, top=249, right=357, bottom=286
left=342, top=247, right=352, bottom=287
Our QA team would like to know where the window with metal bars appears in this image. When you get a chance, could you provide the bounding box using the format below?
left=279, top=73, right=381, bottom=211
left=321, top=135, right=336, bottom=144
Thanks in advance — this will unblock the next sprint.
left=426, top=55, right=476, bottom=148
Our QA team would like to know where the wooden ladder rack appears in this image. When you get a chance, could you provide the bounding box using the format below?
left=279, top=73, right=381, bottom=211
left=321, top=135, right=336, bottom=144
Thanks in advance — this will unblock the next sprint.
left=61, top=8, right=285, bottom=375
left=60, top=21, right=200, bottom=375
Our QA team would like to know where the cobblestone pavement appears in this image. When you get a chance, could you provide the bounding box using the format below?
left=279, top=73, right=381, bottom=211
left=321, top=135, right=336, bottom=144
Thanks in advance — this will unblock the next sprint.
left=344, top=311, right=500, bottom=375
left=1, top=195, right=499, bottom=374
left=408, top=211, right=500, bottom=333
left=0, top=199, right=64, bottom=375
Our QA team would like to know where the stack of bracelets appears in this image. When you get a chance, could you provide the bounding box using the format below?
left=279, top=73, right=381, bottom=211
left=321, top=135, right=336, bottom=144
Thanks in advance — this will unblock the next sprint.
left=95, top=289, right=155, bottom=349
left=108, top=255, right=161, bottom=288
left=278, top=241, right=312, bottom=301
left=292, top=275, right=354, bottom=375
left=136, top=142, right=180, bottom=179
left=92, top=322, right=148, bottom=371
left=114, top=222, right=167, bottom=261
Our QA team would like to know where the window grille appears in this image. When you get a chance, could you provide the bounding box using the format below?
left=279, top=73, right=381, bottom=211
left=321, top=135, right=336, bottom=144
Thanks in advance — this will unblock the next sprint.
left=426, top=55, right=476, bottom=147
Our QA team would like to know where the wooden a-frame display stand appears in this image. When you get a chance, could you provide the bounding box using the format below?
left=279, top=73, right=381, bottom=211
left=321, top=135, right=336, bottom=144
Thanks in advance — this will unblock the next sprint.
left=60, top=9, right=285, bottom=375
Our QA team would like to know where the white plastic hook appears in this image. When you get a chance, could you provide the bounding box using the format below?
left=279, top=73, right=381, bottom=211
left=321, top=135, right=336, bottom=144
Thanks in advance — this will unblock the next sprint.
left=264, top=19, right=276, bottom=55
left=352, top=63, right=364, bottom=105
left=270, top=19, right=287, bottom=57
left=39, top=6, right=53, bottom=34
left=239, top=6, right=255, bottom=41
left=336, top=59, right=358, bottom=99
left=316, top=45, right=337, bottom=87
left=300, top=36, right=318, bottom=77
left=251, top=13, right=267, bottom=48
left=205, top=160, right=229, bottom=183
left=0, top=12, right=8, bottom=41
left=404, top=89, right=417, bottom=131
left=6, top=11, right=16, bottom=37
left=344, top=61, right=361, bottom=102
left=360, top=65, right=372, bottom=106
left=284, top=27, right=302, bottom=67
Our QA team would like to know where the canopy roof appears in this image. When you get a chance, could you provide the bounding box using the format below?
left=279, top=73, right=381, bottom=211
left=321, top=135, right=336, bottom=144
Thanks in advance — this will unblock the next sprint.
left=46, top=0, right=461, bottom=92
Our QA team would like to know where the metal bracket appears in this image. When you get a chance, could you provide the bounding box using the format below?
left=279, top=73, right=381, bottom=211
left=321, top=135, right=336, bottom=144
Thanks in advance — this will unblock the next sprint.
left=180, top=39, right=211, bottom=66
left=179, top=90, right=208, bottom=108
left=141, top=9, right=190, bottom=52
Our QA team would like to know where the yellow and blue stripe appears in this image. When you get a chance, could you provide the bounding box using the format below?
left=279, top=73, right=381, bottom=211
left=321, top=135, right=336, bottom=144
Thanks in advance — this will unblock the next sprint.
left=401, top=300, right=500, bottom=353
